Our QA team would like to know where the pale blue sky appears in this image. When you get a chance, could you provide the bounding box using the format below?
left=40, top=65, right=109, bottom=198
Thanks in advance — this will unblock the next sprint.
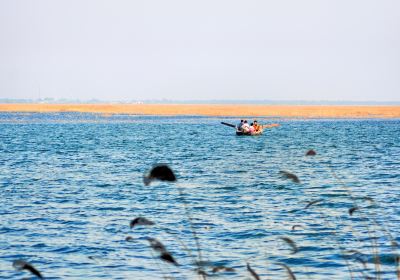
left=0, top=0, right=399, bottom=101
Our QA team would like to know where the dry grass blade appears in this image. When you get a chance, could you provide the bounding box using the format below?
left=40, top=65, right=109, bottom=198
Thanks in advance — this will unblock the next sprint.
left=349, top=207, right=359, bottom=216
left=147, top=238, right=167, bottom=253
left=291, top=225, right=303, bottom=231
left=280, top=237, right=298, bottom=254
left=212, top=266, right=235, bottom=273
left=88, top=256, right=102, bottom=264
left=13, top=260, right=43, bottom=279
left=160, top=252, right=178, bottom=266
left=130, top=217, right=155, bottom=228
left=306, top=149, right=317, bottom=156
left=305, top=199, right=324, bottom=209
left=144, top=164, right=176, bottom=186
left=246, top=263, right=261, bottom=280
left=279, top=171, right=300, bottom=183
left=176, top=186, right=204, bottom=269
left=277, top=263, right=296, bottom=280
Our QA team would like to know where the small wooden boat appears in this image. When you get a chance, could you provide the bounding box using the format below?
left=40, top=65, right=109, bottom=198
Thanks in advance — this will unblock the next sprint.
left=221, top=121, right=279, bottom=136
left=236, top=129, right=263, bottom=136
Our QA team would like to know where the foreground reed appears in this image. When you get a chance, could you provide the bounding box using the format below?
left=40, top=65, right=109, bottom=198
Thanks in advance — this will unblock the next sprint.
left=129, top=157, right=398, bottom=279
left=11, top=155, right=399, bottom=279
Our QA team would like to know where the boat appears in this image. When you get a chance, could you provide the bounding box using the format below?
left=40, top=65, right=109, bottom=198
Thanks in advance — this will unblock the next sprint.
left=221, top=121, right=279, bottom=136
left=236, top=129, right=263, bottom=136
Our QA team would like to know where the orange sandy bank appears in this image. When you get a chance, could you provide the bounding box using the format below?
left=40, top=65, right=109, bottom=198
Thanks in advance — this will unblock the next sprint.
left=1, top=104, right=400, bottom=118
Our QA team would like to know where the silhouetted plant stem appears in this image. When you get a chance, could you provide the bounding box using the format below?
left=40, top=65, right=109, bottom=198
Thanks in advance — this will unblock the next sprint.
left=177, top=186, right=205, bottom=280
left=329, top=168, right=383, bottom=279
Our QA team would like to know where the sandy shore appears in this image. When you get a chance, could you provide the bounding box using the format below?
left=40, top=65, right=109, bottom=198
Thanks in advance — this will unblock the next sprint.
left=0, top=104, right=400, bottom=118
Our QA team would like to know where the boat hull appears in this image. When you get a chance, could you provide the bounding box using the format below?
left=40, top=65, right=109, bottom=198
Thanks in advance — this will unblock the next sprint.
left=236, top=130, right=263, bottom=136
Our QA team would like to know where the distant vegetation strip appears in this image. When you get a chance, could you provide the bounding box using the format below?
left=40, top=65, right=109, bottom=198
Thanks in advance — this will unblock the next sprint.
left=0, top=104, right=400, bottom=118
left=1, top=98, right=400, bottom=105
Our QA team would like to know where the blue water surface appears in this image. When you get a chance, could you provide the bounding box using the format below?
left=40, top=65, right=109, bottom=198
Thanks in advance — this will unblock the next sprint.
left=0, top=113, right=399, bottom=279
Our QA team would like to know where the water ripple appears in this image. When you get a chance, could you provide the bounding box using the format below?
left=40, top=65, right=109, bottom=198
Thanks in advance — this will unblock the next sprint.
left=0, top=113, right=399, bottom=279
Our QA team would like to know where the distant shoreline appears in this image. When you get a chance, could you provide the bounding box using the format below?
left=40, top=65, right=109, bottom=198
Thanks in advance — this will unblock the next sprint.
left=1, top=103, right=400, bottom=118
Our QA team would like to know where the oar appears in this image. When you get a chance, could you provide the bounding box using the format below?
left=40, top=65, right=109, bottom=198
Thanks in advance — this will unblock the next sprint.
left=221, top=122, right=236, bottom=128
left=261, top=123, right=280, bottom=129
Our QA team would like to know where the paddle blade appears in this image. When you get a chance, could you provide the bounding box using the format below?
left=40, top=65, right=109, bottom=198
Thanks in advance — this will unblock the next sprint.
left=262, top=123, right=280, bottom=128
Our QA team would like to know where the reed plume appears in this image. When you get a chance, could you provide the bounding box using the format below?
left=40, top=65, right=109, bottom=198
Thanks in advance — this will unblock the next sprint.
left=13, top=260, right=43, bottom=279
left=279, top=171, right=300, bottom=183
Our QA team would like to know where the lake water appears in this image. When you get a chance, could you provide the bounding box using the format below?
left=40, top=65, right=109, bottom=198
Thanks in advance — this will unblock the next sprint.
left=0, top=113, right=399, bottom=279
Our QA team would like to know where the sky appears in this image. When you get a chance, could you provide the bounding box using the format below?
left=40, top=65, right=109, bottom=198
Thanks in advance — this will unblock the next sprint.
left=0, top=0, right=399, bottom=102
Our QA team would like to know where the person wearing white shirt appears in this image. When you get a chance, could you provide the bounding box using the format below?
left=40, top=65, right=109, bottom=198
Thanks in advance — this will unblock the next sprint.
left=241, top=120, right=250, bottom=133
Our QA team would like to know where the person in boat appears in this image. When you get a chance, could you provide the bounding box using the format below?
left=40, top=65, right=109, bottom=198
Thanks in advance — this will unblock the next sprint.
left=249, top=123, right=256, bottom=135
left=242, top=120, right=250, bottom=134
left=253, top=120, right=262, bottom=133
left=236, top=119, right=244, bottom=132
